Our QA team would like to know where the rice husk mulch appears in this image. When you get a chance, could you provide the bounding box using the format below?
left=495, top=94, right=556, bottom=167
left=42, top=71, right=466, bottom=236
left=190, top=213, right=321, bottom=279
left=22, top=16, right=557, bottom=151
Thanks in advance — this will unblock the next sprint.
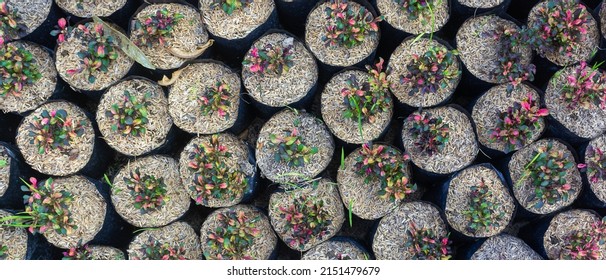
left=0, top=41, right=57, bottom=114
left=110, top=155, right=191, bottom=228
left=586, top=134, right=606, bottom=203
left=43, top=176, right=106, bottom=249
left=200, top=204, right=277, bottom=259
left=16, top=101, right=95, bottom=176
left=128, top=221, right=202, bottom=260
left=87, top=245, right=125, bottom=260
left=372, top=201, right=449, bottom=260
left=199, top=0, right=274, bottom=40
left=376, top=0, right=449, bottom=34
left=337, top=144, right=412, bottom=220
left=445, top=164, right=515, bottom=238
left=256, top=109, right=335, bottom=184
left=508, top=138, right=582, bottom=215
left=0, top=209, right=28, bottom=260
left=56, top=22, right=134, bottom=92
left=268, top=179, right=345, bottom=252
left=305, top=1, right=380, bottom=67
left=0, top=146, right=11, bottom=198
left=6, top=0, right=51, bottom=37
left=601, top=1, right=606, bottom=39
left=168, top=61, right=241, bottom=134
left=96, top=78, right=172, bottom=157
left=242, top=32, right=318, bottom=107
left=472, top=83, right=545, bottom=153
left=55, top=0, right=126, bottom=18
left=456, top=14, right=533, bottom=83
left=527, top=0, right=599, bottom=66
left=302, top=238, right=369, bottom=260
left=543, top=209, right=606, bottom=260
left=545, top=65, right=606, bottom=139
left=470, top=234, right=543, bottom=260
left=388, top=37, right=461, bottom=108
left=178, top=133, right=255, bottom=208
left=130, top=3, right=209, bottom=70
left=401, top=106, right=479, bottom=175
left=457, top=0, right=505, bottom=9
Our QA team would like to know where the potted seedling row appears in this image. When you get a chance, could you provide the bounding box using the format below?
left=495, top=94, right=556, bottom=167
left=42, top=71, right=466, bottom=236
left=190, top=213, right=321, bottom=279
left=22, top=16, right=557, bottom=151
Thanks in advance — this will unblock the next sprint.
left=274, top=0, right=321, bottom=36
left=61, top=244, right=125, bottom=260
left=577, top=134, right=606, bottom=208
left=302, top=237, right=370, bottom=260
left=337, top=143, right=417, bottom=220
left=320, top=58, right=393, bottom=145
left=128, top=221, right=202, bottom=260
left=200, top=204, right=277, bottom=260
left=463, top=234, right=543, bottom=260
left=199, top=0, right=279, bottom=66
left=0, top=142, right=32, bottom=209
left=0, top=209, right=57, bottom=260
left=268, top=179, right=345, bottom=252
left=178, top=133, right=257, bottom=208
left=242, top=30, right=319, bottom=117
left=372, top=201, right=453, bottom=260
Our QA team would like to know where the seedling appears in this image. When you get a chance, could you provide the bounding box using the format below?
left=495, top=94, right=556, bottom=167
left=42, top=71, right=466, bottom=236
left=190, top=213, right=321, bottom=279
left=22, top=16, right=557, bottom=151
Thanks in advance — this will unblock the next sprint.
left=560, top=217, right=606, bottom=260
left=400, top=45, right=459, bottom=97
left=205, top=209, right=260, bottom=260
left=133, top=236, right=187, bottom=260
left=268, top=118, right=319, bottom=167
left=210, top=0, right=253, bottom=15
left=462, top=179, right=504, bottom=234
left=123, top=168, right=169, bottom=213
left=583, top=145, right=606, bottom=184
left=242, top=38, right=295, bottom=77
left=405, top=222, right=452, bottom=260
left=105, top=91, right=151, bottom=137
left=407, top=112, right=449, bottom=156
left=0, top=1, right=27, bottom=45
left=0, top=44, right=42, bottom=97
left=131, top=8, right=184, bottom=48
left=322, top=0, right=382, bottom=48
left=278, top=195, right=332, bottom=250
left=28, top=109, right=87, bottom=155
left=197, top=81, right=232, bottom=119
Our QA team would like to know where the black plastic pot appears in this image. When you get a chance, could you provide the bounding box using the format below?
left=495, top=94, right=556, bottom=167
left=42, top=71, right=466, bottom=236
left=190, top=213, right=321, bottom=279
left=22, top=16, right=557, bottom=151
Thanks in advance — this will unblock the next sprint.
left=0, top=112, right=21, bottom=144
left=0, top=142, right=34, bottom=210
left=275, top=0, right=321, bottom=37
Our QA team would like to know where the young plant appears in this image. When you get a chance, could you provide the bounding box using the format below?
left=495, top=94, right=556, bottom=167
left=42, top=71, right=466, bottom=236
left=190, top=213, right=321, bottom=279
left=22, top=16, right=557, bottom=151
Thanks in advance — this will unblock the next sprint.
left=583, top=145, right=606, bottom=184
left=210, top=0, right=253, bottom=15
left=278, top=195, right=332, bottom=250
left=62, top=243, right=93, bottom=260
left=0, top=1, right=27, bottom=45
left=134, top=237, right=187, bottom=260
left=131, top=8, right=184, bottom=48
left=242, top=38, right=295, bottom=77
left=0, top=243, right=7, bottom=260
left=560, top=62, right=606, bottom=110
left=197, top=81, right=232, bottom=119
left=21, top=177, right=77, bottom=235
left=28, top=109, right=87, bottom=155
left=0, top=44, right=42, bottom=97
left=206, top=209, right=261, bottom=260
left=322, top=0, right=382, bottom=49
left=268, top=118, right=319, bottom=168
left=399, top=45, right=459, bottom=97
left=187, top=135, right=248, bottom=205
left=527, top=0, right=589, bottom=59
left=123, top=168, right=169, bottom=213
left=393, top=0, right=435, bottom=24
left=482, top=26, right=536, bottom=92
left=105, top=91, right=151, bottom=137
left=488, top=93, right=549, bottom=153
left=462, top=179, right=504, bottom=234
left=519, top=142, right=575, bottom=209
left=559, top=217, right=606, bottom=260
left=353, top=144, right=417, bottom=202
left=405, top=222, right=452, bottom=260
left=407, top=112, right=449, bottom=156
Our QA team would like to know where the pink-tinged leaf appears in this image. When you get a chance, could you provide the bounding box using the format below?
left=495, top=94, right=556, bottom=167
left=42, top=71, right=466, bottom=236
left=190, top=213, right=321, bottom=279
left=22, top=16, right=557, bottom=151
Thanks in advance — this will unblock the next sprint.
left=58, top=18, right=67, bottom=29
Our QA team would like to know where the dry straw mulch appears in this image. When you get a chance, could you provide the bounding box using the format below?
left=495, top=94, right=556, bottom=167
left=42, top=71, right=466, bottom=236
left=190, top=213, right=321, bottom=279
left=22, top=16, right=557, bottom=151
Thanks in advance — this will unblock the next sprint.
left=305, top=1, right=379, bottom=67
left=445, top=164, right=515, bottom=238
left=178, top=133, right=255, bottom=208
left=473, top=83, right=545, bottom=153
left=509, top=138, right=582, bottom=215
left=256, top=109, right=334, bottom=184
left=130, top=3, right=209, bottom=70
left=0, top=41, right=57, bottom=114
left=543, top=209, right=606, bottom=260
left=402, top=106, right=479, bottom=174
left=111, top=155, right=191, bottom=228
left=199, top=0, right=274, bottom=39
left=456, top=14, right=532, bottom=83
left=200, top=204, right=277, bottom=260
left=527, top=0, right=599, bottom=66
left=545, top=65, right=606, bottom=139
left=388, top=37, right=461, bottom=108
left=601, top=1, right=606, bottom=39
left=43, top=176, right=106, bottom=249
left=586, top=134, right=606, bottom=203
left=242, top=33, right=318, bottom=108
left=372, top=201, right=448, bottom=260
left=0, top=209, right=28, bottom=260
left=321, top=70, right=393, bottom=144
left=470, top=234, right=542, bottom=260
left=56, top=22, right=134, bottom=92
left=96, top=78, right=172, bottom=156
left=376, top=0, right=449, bottom=34
left=269, top=179, right=345, bottom=252
left=87, top=245, right=125, bottom=260
left=0, top=146, right=10, bottom=197
left=128, top=221, right=202, bottom=260
left=457, top=0, right=505, bottom=9
left=6, top=0, right=51, bottom=36
left=168, top=61, right=241, bottom=134
left=302, top=238, right=368, bottom=260
left=337, top=144, right=411, bottom=220
left=16, top=101, right=95, bottom=176
left=55, top=0, right=126, bottom=17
